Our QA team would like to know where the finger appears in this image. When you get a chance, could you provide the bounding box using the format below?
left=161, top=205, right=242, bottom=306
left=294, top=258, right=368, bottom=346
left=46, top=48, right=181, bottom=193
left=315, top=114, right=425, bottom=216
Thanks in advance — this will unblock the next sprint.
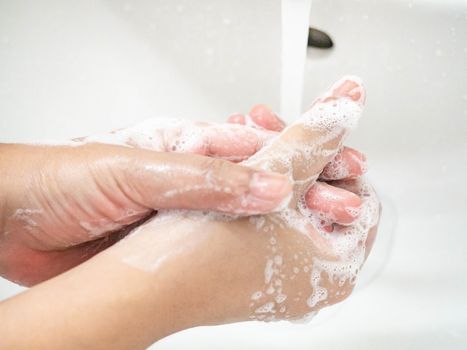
left=305, top=182, right=362, bottom=225
left=227, top=113, right=246, bottom=125
left=330, top=178, right=369, bottom=196
left=169, top=123, right=277, bottom=162
left=320, top=146, right=368, bottom=181
left=332, top=178, right=381, bottom=259
left=248, top=105, right=286, bottom=131
left=81, top=119, right=278, bottom=163
left=227, top=105, right=286, bottom=132
left=87, top=144, right=293, bottom=215
left=318, top=77, right=366, bottom=105
left=243, top=76, right=366, bottom=198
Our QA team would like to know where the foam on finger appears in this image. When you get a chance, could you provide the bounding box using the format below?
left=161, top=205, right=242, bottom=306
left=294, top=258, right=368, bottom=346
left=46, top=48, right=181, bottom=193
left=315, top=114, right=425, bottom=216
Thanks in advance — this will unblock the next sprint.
left=243, top=75, right=365, bottom=206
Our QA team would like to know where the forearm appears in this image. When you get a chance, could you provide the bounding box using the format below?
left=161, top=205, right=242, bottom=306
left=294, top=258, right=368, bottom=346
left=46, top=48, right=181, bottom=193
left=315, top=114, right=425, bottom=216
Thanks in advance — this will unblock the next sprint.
left=108, top=214, right=271, bottom=325
left=0, top=245, right=197, bottom=349
left=0, top=215, right=254, bottom=349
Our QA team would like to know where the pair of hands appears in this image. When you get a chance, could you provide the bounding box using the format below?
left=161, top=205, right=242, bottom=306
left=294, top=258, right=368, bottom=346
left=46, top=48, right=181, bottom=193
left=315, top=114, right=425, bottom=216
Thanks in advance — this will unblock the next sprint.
left=0, top=77, right=379, bottom=324
left=108, top=76, right=380, bottom=325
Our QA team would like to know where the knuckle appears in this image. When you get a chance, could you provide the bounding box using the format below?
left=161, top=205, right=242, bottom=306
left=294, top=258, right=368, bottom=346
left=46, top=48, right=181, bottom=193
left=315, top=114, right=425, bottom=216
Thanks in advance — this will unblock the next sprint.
left=205, top=157, right=251, bottom=191
left=203, top=156, right=228, bottom=175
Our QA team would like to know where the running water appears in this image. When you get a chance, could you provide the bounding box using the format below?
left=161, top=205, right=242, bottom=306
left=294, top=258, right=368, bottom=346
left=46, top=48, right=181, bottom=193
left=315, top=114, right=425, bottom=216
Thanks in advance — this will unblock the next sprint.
left=280, top=0, right=313, bottom=122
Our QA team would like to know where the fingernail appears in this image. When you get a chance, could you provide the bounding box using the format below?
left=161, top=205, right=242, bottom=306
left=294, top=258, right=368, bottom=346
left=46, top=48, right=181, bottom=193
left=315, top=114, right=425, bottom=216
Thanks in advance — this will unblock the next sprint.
left=348, top=150, right=368, bottom=176
left=249, top=104, right=272, bottom=119
left=227, top=113, right=246, bottom=124
left=308, top=76, right=365, bottom=110
left=359, top=153, right=368, bottom=174
left=249, top=104, right=285, bottom=132
left=249, top=172, right=292, bottom=201
left=319, top=76, right=365, bottom=103
left=348, top=86, right=366, bottom=104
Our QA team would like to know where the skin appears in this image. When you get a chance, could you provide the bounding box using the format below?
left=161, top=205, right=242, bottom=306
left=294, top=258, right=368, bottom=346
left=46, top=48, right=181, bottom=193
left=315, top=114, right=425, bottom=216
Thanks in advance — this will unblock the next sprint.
left=0, top=77, right=380, bottom=349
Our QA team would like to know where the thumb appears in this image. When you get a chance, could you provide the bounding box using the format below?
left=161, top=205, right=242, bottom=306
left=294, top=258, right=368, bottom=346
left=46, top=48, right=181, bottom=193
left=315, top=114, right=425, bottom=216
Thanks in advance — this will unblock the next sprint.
left=88, top=143, right=292, bottom=215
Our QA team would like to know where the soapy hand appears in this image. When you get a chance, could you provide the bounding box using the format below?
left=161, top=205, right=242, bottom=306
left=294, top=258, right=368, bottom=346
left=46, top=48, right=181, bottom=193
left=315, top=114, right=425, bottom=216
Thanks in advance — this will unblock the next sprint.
left=227, top=104, right=369, bottom=232
left=0, top=102, right=367, bottom=286
left=111, top=76, right=381, bottom=324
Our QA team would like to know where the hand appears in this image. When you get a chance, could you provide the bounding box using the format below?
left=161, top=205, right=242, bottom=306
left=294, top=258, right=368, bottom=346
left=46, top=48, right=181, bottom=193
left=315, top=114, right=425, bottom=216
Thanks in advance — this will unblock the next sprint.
left=0, top=121, right=292, bottom=286
left=111, top=76, right=381, bottom=325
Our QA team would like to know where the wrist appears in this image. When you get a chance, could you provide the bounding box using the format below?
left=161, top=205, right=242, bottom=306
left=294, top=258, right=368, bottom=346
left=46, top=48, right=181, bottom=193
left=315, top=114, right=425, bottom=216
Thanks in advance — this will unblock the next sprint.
left=109, top=215, right=269, bottom=328
left=0, top=249, right=180, bottom=349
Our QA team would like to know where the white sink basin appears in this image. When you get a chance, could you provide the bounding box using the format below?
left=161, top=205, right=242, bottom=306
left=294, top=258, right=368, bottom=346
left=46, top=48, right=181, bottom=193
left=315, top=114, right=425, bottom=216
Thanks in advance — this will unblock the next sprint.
left=1, top=1, right=466, bottom=349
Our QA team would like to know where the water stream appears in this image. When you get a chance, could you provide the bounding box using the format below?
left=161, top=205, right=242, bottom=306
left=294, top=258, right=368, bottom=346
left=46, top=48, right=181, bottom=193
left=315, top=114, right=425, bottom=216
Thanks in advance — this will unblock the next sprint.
left=280, top=0, right=313, bottom=122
